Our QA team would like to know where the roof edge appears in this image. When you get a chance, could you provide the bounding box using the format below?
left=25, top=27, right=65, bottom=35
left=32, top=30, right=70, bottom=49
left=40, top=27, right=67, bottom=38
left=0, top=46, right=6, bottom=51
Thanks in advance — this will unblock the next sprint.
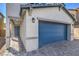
left=20, top=3, right=76, bottom=21
left=62, top=7, right=76, bottom=21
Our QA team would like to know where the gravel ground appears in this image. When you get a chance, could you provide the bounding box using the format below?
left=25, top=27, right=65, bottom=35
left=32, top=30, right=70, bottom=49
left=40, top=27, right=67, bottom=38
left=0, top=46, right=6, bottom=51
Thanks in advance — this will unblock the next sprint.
left=0, top=37, right=5, bottom=56
left=3, top=39, right=79, bottom=56
left=0, top=37, right=5, bottom=49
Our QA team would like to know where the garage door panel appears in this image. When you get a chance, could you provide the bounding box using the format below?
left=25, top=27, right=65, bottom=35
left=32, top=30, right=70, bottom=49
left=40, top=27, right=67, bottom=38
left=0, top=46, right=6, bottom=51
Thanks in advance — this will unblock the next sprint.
left=39, top=21, right=67, bottom=48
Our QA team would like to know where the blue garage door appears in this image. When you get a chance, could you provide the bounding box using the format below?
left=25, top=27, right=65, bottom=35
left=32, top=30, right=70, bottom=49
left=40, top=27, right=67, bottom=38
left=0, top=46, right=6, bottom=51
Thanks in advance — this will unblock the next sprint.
left=39, top=21, right=67, bottom=48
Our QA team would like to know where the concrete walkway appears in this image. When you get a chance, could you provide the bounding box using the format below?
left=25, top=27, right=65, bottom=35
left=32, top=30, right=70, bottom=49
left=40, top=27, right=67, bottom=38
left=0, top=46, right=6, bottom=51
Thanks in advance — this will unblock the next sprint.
left=4, top=39, right=79, bottom=56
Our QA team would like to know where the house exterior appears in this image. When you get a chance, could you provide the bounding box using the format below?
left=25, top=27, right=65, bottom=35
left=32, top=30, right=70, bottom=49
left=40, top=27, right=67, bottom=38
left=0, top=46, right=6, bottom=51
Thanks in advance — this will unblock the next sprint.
left=68, top=9, right=79, bottom=39
left=6, top=3, right=75, bottom=52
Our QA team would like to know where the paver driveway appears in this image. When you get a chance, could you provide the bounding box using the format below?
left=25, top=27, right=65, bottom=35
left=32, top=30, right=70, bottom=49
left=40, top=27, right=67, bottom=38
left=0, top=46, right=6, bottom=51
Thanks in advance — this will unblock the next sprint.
left=27, top=39, right=79, bottom=56
left=4, top=39, right=79, bottom=56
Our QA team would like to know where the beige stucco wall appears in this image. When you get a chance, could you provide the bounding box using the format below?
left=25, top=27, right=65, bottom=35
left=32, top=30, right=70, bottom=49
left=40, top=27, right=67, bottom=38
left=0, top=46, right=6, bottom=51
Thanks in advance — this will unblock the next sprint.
left=32, top=7, right=73, bottom=24
left=20, top=10, right=38, bottom=51
left=21, top=7, right=74, bottom=52
left=25, top=16, right=38, bottom=52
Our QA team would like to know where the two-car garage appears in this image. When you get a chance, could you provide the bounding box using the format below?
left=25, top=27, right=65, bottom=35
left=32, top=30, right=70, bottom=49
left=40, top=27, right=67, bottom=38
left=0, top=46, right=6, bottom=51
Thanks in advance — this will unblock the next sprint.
left=39, top=20, right=67, bottom=47
left=19, top=4, right=75, bottom=52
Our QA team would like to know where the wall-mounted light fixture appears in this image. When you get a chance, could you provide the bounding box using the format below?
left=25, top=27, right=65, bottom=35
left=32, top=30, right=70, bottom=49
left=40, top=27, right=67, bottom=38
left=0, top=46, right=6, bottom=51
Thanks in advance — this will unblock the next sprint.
left=32, top=17, right=35, bottom=23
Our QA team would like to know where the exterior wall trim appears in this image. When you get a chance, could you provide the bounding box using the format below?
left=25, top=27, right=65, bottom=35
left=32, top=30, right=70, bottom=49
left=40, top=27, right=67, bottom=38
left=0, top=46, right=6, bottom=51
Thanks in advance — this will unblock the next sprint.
left=27, top=37, right=38, bottom=39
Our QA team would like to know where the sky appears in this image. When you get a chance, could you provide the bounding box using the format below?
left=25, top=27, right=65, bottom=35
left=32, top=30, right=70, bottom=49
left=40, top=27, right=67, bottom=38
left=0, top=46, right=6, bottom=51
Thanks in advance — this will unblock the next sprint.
left=65, top=3, right=79, bottom=9
left=0, top=3, right=6, bottom=23
left=0, top=3, right=6, bottom=17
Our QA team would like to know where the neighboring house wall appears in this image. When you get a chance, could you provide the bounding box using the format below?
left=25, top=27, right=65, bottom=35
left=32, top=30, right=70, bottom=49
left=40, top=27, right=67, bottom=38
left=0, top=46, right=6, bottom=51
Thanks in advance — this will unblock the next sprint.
left=74, top=28, right=79, bottom=39
left=21, top=7, right=74, bottom=52
left=7, top=3, right=20, bottom=17
left=6, top=4, right=20, bottom=49
left=69, top=9, right=79, bottom=39
left=74, top=9, right=79, bottom=39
